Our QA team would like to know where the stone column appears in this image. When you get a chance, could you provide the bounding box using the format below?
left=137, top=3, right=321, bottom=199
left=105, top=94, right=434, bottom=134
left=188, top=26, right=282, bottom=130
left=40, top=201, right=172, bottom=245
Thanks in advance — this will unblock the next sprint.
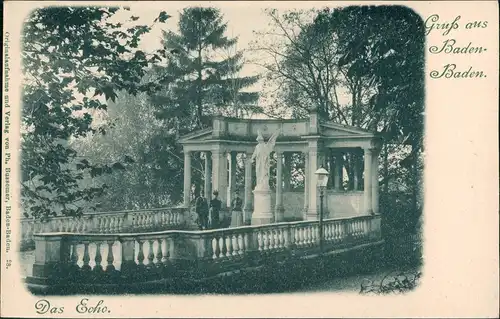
left=363, top=148, right=373, bottom=215
left=306, top=142, right=319, bottom=220
left=275, top=151, right=285, bottom=222
left=204, top=152, right=212, bottom=199
left=283, top=153, right=292, bottom=191
left=334, top=152, right=343, bottom=191
left=183, top=151, right=192, bottom=207
left=212, top=148, right=227, bottom=208
left=227, top=151, right=237, bottom=207
left=371, top=148, right=380, bottom=215
left=353, top=151, right=360, bottom=191
left=243, top=151, right=253, bottom=223
left=303, top=152, right=309, bottom=218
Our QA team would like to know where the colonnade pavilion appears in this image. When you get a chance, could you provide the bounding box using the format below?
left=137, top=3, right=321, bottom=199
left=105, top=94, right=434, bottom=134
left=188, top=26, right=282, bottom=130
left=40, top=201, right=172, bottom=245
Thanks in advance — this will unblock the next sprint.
left=178, top=107, right=383, bottom=225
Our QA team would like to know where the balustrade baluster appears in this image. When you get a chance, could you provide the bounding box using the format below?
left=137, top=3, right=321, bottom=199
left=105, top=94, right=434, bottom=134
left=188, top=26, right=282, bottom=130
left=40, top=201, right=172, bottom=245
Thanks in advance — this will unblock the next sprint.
left=212, top=237, right=219, bottom=259
left=82, top=242, right=91, bottom=271
left=155, top=239, right=163, bottom=267
left=140, top=214, right=145, bottom=229
left=296, top=227, right=302, bottom=246
left=303, top=226, right=311, bottom=246
left=110, top=217, right=117, bottom=233
left=225, top=236, right=232, bottom=257
left=106, top=241, right=115, bottom=271
left=118, top=217, right=124, bottom=232
left=148, top=213, right=154, bottom=228
left=94, top=218, right=101, bottom=233
left=147, top=240, right=155, bottom=266
left=94, top=242, right=103, bottom=272
left=80, top=219, right=86, bottom=233
left=263, top=231, right=270, bottom=251
left=218, top=237, right=224, bottom=258
left=269, top=230, right=274, bottom=249
left=160, top=239, right=168, bottom=265
left=276, top=229, right=282, bottom=249
left=237, top=234, right=244, bottom=255
left=166, top=212, right=172, bottom=225
left=115, top=217, right=121, bottom=232
left=137, top=240, right=145, bottom=267
left=136, top=214, right=142, bottom=229
left=274, top=230, right=280, bottom=249
left=103, top=217, right=109, bottom=233
left=231, top=234, right=238, bottom=256
left=244, top=233, right=250, bottom=253
left=82, top=219, right=89, bottom=233
left=70, top=243, right=79, bottom=268
left=315, top=225, right=319, bottom=244
left=143, top=213, right=149, bottom=229
left=257, top=232, right=263, bottom=251
left=281, top=228, right=288, bottom=248
left=160, top=211, right=165, bottom=226
left=164, top=238, right=171, bottom=264
left=311, top=226, right=316, bottom=245
left=101, top=217, right=108, bottom=233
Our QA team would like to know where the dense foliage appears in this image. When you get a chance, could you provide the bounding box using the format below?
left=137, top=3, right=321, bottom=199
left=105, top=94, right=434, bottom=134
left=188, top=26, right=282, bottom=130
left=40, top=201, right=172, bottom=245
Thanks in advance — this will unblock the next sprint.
left=21, top=7, right=170, bottom=219
left=254, top=6, right=425, bottom=232
left=22, top=5, right=424, bottom=231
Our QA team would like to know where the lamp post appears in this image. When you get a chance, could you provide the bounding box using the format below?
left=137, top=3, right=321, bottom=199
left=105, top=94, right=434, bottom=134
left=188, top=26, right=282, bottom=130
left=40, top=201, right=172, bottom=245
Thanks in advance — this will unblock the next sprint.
left=315, top=166, right=329, bottom=255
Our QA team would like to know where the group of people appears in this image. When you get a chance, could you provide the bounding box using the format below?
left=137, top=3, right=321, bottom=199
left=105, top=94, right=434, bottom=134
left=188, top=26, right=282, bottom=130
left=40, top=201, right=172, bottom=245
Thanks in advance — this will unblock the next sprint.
left=195, top=190, right=243, bottom=230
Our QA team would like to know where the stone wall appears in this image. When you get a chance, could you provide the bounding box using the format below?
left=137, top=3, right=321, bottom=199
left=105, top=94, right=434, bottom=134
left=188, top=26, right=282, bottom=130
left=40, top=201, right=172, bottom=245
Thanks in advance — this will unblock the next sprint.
left=326, top=191, right=364, bottom=218
left=270, top=191, right=305, bottom=221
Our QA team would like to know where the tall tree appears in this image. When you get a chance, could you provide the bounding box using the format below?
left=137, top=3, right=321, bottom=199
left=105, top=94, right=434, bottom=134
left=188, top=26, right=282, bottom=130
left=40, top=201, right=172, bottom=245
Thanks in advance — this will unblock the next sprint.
left=251, top=9, right=342, bottom=121
left=154, top=7, right=260, bottom=129
left=151, top=7, right=260, bottom=199
left=254, top=6, right=425, bottom=223
left=21, top=7, right=170, bottom=220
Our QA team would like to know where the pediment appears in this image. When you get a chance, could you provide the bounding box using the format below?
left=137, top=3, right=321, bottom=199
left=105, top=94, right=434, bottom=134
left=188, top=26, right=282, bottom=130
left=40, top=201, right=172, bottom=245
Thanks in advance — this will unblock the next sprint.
left=178, top=128, right=213, bottom=143
left=320, top=122, right=375, bottom=137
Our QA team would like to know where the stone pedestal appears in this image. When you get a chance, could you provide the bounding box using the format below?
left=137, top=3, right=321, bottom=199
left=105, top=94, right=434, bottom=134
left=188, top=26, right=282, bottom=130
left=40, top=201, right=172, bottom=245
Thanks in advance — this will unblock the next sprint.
left=251, top=189, right=273, bottom=225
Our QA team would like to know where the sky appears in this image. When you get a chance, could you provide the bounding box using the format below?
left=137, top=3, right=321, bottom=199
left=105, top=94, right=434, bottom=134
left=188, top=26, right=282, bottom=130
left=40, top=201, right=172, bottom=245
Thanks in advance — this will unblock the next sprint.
left=106, top=2, right=351, bottom=117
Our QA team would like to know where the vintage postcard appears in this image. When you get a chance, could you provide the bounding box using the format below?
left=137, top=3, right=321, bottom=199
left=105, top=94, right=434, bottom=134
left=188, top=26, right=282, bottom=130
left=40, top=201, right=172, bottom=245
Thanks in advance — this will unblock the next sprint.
left=1, top=0, right=498, bottom=317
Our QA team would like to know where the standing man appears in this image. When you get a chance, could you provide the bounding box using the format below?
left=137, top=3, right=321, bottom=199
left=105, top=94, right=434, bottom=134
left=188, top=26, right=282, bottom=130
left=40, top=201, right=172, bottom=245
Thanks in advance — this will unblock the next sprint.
left=195, top=192, right=209, bottom=230
left=209, top=190, right=222, bottom=229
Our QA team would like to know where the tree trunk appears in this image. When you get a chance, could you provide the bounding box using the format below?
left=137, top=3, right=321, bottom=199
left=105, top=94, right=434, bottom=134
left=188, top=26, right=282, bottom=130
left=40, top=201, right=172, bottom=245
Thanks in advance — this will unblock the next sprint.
left=383, top=143, right=389, bottom=194
left=410, top=144, right=419, bottom=214
left=196, top=48, right=203, bottom=128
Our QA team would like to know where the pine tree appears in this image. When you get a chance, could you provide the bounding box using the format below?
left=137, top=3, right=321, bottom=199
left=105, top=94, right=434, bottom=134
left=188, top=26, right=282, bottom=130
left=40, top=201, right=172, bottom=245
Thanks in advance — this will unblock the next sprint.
left=152, top=6, right=260, bottom=131
left=150, top=7, right=261, bottom=199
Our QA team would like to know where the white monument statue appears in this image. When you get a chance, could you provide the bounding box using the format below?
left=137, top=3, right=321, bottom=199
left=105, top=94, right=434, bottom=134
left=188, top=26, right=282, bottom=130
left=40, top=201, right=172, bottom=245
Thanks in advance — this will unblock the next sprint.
left=251, top=128, right=280, bottom=225
left=251, top=129, right=280, bottom=190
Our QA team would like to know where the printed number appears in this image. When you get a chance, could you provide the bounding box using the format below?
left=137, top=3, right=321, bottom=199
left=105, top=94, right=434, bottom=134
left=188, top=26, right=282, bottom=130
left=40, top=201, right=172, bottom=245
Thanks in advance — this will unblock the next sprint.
left=6, top=260, right=12, bottom=269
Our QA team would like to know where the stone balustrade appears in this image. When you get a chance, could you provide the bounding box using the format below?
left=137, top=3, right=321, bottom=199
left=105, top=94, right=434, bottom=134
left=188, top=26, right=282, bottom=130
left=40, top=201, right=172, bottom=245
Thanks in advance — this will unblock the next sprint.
left=20, top=207, right=187, bottom=250
left=26, top=214, right=381, bottom=293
